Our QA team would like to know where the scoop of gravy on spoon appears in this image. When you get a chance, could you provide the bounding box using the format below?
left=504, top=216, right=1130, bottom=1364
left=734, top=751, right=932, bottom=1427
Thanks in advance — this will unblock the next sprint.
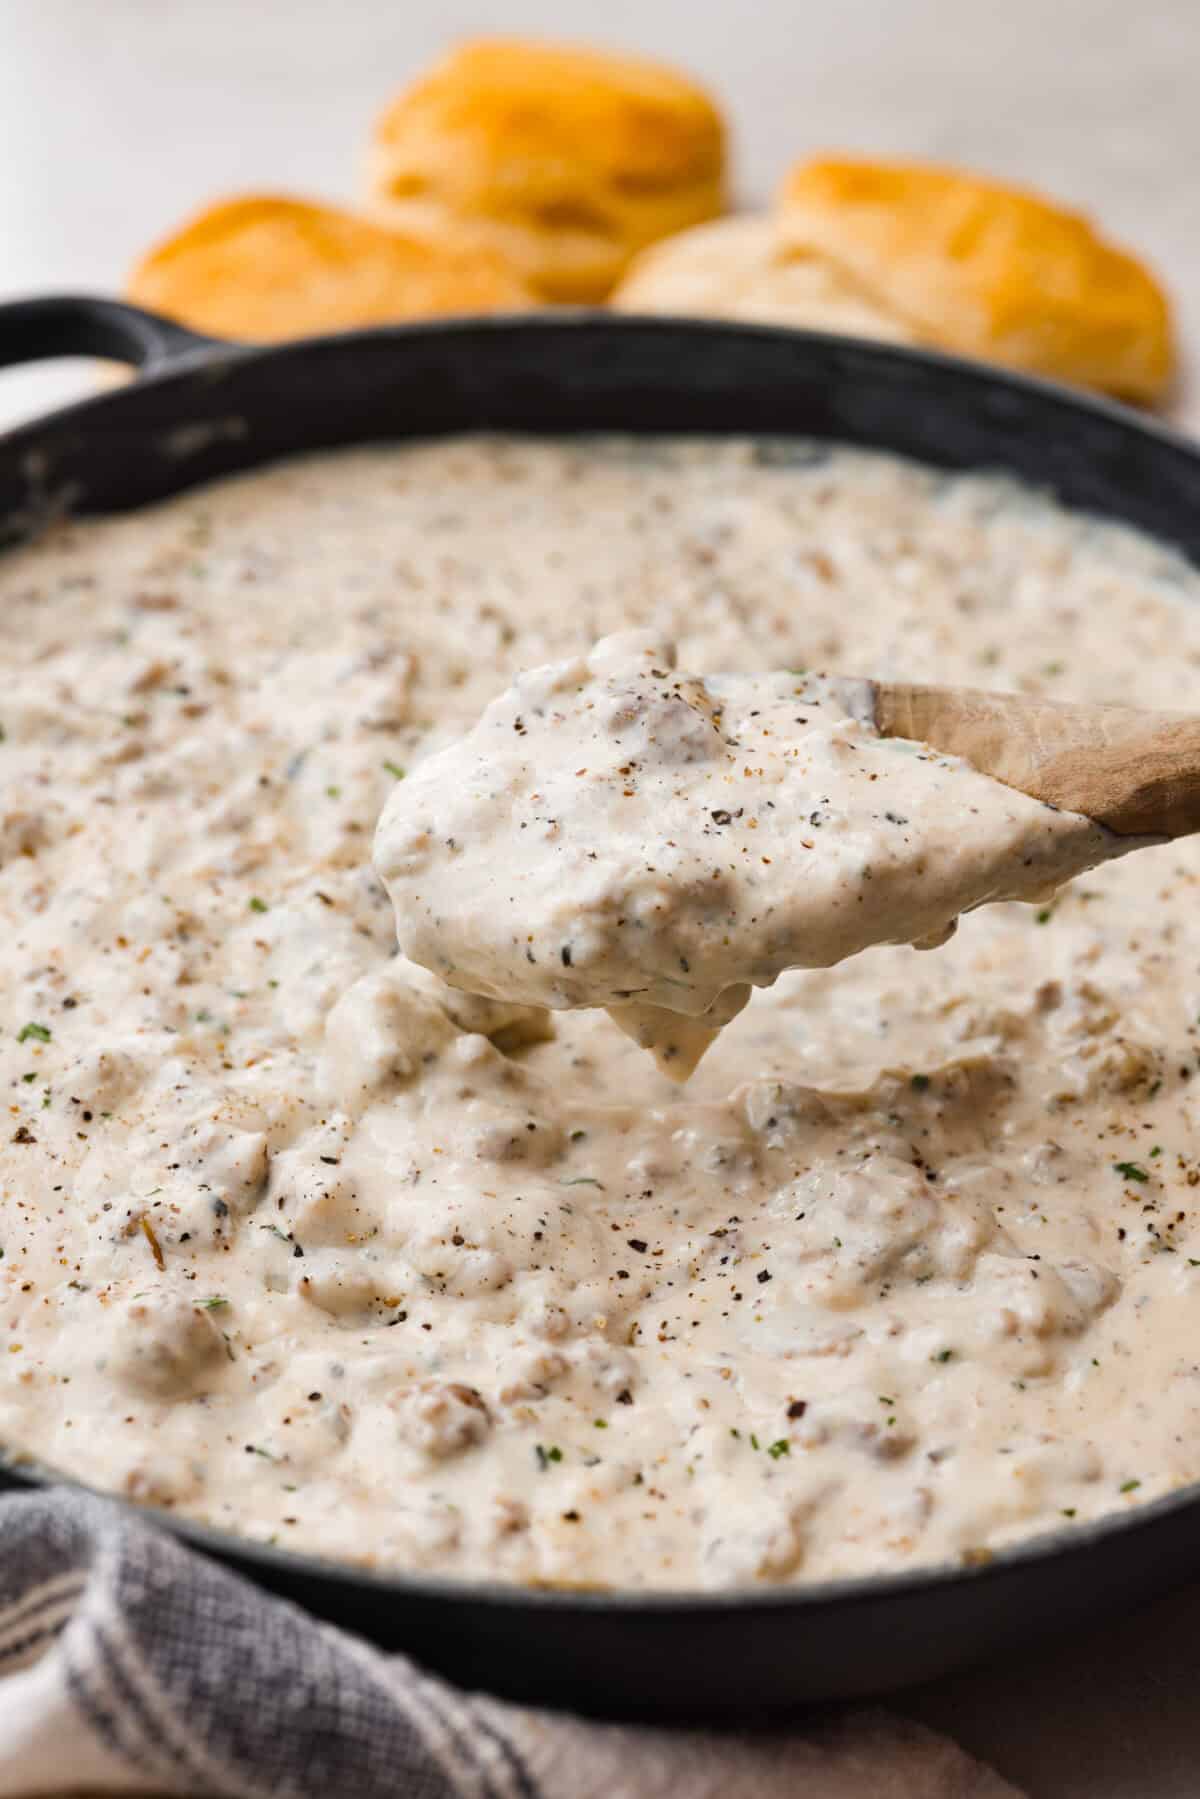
left=375, top=633, right=1194, bottom=1077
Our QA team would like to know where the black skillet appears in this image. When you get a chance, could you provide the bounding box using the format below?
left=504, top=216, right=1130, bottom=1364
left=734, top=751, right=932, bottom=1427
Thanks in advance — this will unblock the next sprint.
left=2, top=295, right=1200, bottom=1719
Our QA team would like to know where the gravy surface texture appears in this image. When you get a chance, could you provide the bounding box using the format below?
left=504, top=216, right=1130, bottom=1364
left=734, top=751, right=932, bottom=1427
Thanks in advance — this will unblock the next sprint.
left=376, top=631, right=1122, bottom=1077
left=4, top=435, right=1200, bottom=1589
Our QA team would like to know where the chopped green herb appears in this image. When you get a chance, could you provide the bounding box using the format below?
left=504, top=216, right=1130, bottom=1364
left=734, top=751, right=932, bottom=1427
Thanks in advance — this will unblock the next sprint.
left=1035, top=908, right=1054, bottom=924
left=16, top=1023, right=50, bottom=1044
left=248, top=897, right=268, bottom=914
left=561, top=1176, right=605, bottom=1189
left=203, top=1296, right=230, bottom=1311
left=20, top=1072, right=36, bottom=1084
left=325, top=785, right=341, bottom=799
left=1061, top=1508, right=1076, bottom=1519
left=1114, top=1161, right=1149, bottom=1183
left=383, top=761, right=406, bottom=780
left=1150, top=1145, right=1162, bottom=1158
left=593, top=1419, right=608, bottom=1429
left=1120, top=1478, right=1141, bottom=1493
left=932, top=1349, right=953, bottom=1363
left=910, top=1073, right=931, bottom=1092
left=750, top=1433, right=761, bottom=1451
left=535, top=1444, right=563, bottom=1470
left=766, top=1439, right=790, bottom=1460
left=878, top=1396, right=895, bottom=1406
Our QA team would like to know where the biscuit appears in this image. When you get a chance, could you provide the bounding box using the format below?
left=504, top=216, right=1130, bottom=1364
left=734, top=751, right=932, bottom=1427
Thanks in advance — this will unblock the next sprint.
left=365, top=37, right=726, bottom=302
left=777, top=157, right=1174, bottom=404
left=613, top=215, right=917, bottom=343
left=127, top=194, right=533, bottom=341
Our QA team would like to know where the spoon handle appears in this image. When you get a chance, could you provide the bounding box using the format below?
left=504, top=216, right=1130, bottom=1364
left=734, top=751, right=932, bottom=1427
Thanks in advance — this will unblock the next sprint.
left=871, top=683, right=1200, bottom=838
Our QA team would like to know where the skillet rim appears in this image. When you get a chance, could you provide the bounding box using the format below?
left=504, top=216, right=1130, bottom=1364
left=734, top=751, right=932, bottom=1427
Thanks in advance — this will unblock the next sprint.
left=0, top=302, right=1197, bottom=460
left=3, top=1437, right=1200, bottom=1618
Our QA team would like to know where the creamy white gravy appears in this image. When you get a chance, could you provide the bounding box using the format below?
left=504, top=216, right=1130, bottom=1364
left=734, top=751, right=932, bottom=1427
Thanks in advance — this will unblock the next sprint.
left=4, top=435, right=1200, bottom=1591
left=376, top=631, right=1122, bottom=1077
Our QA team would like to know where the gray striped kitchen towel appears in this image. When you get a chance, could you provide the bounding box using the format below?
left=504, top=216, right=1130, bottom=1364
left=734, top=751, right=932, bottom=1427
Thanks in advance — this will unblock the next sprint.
left=0, top=1490, right=1018, bottom=1797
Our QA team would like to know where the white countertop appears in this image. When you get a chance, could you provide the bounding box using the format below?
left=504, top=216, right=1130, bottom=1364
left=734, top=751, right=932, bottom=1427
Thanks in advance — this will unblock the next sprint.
left=1, top=0, right=1197, bottom=426
left=3, top=5, right=1200, bottom=1794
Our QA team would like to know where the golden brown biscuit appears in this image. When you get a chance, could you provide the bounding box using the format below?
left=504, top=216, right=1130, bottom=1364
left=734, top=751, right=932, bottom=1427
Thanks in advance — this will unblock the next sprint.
left=777, top=157, right=1174, bottom=404
left=127, top=194, right=533, bottom=341
left=365, top=37, right=727, bottom=302
left=613, top=215, right=917, bottom=342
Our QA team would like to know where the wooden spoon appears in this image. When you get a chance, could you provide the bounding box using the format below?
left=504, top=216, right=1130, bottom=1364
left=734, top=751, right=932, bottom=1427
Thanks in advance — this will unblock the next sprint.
left=859, top=683, right=1200, bottom=839
left=613, top=679, right=1199, bottom=1083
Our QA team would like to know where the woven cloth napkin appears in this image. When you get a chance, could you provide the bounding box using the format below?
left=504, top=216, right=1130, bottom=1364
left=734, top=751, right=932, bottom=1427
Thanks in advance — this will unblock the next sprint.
left=0, top=1489, right=1020, bottom=1799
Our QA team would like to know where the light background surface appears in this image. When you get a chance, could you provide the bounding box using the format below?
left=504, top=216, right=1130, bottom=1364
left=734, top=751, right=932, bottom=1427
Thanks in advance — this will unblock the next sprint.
left=1, top=0, right=1197, bottom=424
left=3, top=4, right=1200, bottom=1792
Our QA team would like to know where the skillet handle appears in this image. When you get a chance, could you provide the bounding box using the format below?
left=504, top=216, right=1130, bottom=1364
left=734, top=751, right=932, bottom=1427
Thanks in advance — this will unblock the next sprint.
left=0, top=295, right=222, bottom=374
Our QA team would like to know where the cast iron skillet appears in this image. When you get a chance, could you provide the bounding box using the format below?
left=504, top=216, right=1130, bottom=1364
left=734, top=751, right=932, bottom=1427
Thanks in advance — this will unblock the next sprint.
left=2, top=295, right=1200, bottom=1720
